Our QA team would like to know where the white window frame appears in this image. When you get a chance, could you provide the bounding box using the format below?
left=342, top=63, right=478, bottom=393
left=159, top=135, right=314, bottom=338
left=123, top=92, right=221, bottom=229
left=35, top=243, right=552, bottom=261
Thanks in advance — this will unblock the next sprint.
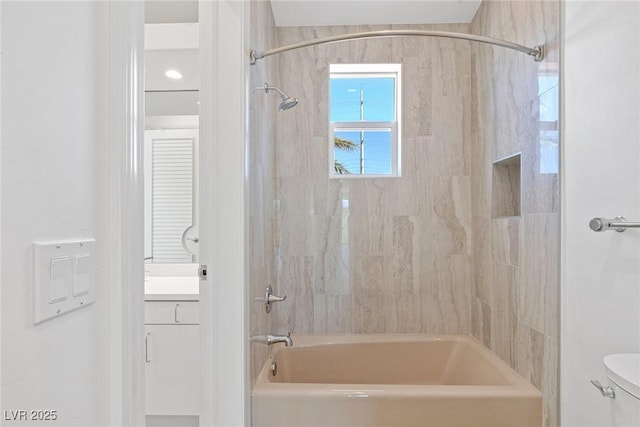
left=329, top=63, right=402, bottom=178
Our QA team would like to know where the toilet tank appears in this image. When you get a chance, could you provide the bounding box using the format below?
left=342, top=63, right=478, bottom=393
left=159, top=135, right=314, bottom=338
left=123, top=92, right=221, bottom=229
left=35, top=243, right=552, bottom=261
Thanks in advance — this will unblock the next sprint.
left=604, top=354, right=640, bottom=427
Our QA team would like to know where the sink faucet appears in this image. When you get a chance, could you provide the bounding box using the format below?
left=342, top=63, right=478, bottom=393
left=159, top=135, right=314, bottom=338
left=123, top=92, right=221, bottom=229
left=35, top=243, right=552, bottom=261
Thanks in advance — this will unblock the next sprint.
left=267, top=333, right=293, bottom=347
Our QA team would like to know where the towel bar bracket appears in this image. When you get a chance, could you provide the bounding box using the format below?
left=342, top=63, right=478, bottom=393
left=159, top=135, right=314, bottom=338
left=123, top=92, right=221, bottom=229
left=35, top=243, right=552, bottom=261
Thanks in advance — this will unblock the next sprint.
left=589, top=216, right=640, bottom=232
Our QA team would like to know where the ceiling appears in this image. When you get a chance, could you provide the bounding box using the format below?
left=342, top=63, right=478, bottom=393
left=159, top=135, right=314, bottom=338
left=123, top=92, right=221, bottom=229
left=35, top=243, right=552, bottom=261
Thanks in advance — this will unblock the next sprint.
left=144, top=1, right=199, bottom=121
left=269, top=0, right=482, bottom=27
left=144, top=21, right=199, bottom=120
left=145, top=0, right=198, bottom=24
left=144, top=0, right=481, bottom=27
left=145, top=49, right=198, bottom=92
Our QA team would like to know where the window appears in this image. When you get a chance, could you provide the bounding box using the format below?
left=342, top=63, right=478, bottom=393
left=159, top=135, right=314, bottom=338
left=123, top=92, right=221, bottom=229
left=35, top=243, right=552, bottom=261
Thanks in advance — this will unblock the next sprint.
left=329, top=63, right=401, bottom=177
left=538, top=70, right=559, bottom=174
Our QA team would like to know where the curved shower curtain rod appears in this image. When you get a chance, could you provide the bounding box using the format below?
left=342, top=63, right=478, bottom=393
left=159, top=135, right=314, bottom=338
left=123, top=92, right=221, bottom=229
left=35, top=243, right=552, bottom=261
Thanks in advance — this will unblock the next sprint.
left=250, top=29, right=544, bottom=64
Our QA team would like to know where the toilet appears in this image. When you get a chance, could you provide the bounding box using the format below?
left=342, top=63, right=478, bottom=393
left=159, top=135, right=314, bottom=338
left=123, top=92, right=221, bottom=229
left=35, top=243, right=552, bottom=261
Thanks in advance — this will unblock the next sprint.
left=604, top=354, right=640, bottom=427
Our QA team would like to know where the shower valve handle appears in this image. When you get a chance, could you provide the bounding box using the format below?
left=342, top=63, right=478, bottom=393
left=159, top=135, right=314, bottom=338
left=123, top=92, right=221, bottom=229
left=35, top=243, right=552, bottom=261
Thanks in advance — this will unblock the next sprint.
left=265, top=285, right=287, bottom=313
left=590, top=380, right=615, bottom=398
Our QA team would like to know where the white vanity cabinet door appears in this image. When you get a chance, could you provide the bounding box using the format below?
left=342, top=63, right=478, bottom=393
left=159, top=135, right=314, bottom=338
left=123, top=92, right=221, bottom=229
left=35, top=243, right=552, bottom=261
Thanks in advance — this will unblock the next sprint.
left=145, top=301, right=199, bottom=324
left=145, top=324, right=200, bottom=416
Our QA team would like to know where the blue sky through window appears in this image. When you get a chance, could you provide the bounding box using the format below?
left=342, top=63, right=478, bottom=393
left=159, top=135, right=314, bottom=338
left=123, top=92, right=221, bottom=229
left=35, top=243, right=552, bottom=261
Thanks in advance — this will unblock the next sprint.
left=331, top=76, right=395, bottom=174
left=330, top=77, right=395, bottom=121
left=334, top=130, right=392, bottom=174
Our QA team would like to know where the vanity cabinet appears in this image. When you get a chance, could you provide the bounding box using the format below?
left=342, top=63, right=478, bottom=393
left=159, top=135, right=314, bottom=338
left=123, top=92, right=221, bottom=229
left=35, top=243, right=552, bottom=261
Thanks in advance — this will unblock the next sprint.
left=145, top=300, right=199, bottom=416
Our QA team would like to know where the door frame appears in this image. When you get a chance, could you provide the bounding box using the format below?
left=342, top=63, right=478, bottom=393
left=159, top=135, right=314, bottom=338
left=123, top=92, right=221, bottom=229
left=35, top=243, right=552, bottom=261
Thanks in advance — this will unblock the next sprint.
left=108, top=2, right=145, bottom=425
left=109, top=1, right=249, bottom=425
left=199, top=1, right=249, bottom=425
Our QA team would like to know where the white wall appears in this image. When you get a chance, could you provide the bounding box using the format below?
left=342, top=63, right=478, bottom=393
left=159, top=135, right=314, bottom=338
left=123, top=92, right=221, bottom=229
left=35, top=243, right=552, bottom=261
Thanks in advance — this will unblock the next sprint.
left=0, top=0, right=3, bottom=408
left=562, top=2, right=640, bottom=426
left=1, top=2, right=112, bottom=425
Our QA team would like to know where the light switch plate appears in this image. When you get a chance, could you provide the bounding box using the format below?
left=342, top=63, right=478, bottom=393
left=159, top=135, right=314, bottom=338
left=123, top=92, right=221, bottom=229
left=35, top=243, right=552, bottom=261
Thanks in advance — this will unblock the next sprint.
left=33, top=239, right=96, bottom=324
left=49, top=257, right=71, bottom=302
left=72, top=254, right=91, bottom=296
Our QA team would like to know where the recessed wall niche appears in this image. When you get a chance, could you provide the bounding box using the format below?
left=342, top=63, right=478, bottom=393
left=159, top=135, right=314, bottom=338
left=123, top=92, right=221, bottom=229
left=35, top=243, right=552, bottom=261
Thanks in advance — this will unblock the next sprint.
left=492, top=153, right=521, bottom=218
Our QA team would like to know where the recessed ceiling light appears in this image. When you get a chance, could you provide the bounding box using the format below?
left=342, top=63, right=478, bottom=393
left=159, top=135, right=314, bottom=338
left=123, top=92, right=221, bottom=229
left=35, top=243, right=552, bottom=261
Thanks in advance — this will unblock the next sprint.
left=165, top=69, right=183, bottom=80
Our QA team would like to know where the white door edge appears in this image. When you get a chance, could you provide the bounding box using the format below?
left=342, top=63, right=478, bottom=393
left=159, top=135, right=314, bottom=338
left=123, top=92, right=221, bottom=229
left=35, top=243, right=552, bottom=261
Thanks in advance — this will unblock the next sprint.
left=199, top=1, right=249, bottom=426
left=108, top=1, right=146, bottom=426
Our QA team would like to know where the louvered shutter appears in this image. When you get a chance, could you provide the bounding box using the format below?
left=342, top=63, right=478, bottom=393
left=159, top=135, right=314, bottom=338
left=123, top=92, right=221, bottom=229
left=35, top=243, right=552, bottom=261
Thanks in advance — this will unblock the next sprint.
left=151, top=138, right=194, bottom=262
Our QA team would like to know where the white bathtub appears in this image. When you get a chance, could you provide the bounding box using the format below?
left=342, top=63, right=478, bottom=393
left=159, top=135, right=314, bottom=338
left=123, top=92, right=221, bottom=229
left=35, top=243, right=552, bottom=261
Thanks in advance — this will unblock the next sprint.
left=252, top=334, right=541, bottom=427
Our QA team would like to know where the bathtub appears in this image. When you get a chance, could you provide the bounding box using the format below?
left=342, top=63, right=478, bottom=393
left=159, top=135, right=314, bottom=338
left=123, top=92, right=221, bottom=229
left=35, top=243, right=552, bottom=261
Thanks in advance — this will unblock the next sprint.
left=252, top=334, right=541, bottom=427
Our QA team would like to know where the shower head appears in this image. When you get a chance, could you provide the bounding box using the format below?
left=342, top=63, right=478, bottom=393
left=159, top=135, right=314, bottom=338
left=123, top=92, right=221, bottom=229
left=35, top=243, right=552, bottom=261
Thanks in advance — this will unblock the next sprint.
left=278, top=96, right=298, bottom=111
left=263, top=83, right=298, bottom=112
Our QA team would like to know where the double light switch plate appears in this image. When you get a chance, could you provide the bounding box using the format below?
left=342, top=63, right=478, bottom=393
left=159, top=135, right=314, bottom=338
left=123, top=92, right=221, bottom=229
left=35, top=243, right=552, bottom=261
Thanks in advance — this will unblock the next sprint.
left=33, top=239, right=96, bottom=324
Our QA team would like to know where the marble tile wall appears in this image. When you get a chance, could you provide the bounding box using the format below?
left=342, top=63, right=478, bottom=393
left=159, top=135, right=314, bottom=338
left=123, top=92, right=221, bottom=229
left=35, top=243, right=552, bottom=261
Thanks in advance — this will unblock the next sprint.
left=267, top=3, right=559, bottom=424
left=273, top=24, right=474, bottom=336
left=470, top=2, right=560, bottom=427
left=248, top=0, right=278, bottom=386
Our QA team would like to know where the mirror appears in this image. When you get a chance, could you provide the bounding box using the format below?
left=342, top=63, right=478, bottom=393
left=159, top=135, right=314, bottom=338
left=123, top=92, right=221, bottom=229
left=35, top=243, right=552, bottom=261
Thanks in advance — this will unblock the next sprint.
left=144, top=20, right=199, bottom=263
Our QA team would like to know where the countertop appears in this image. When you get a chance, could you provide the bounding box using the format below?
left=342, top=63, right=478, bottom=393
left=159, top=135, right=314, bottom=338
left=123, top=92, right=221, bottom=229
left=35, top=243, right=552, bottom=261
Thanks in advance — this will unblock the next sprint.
left=144, top=276, right=199, bottom=301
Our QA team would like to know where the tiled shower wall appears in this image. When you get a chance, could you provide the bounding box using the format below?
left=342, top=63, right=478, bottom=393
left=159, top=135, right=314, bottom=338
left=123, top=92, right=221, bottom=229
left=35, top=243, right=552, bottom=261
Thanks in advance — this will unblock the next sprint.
left=248, top=0, right=278, bottom=385
left=268, top=3, right=559, bottom=425
left=272, top=24, right=474, bottom=335
left=470, top=2, right=560, bottom=426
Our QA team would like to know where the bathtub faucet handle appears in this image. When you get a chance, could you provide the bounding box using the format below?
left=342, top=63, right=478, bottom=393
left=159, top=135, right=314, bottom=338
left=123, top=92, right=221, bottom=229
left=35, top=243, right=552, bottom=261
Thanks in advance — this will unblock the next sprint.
left=265, top=285, right=287, bottom=313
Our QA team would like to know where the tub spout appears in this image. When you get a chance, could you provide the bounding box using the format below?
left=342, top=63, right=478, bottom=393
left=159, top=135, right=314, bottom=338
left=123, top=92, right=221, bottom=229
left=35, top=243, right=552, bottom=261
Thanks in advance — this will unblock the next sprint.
left=267, top=333, right=293, bottom=347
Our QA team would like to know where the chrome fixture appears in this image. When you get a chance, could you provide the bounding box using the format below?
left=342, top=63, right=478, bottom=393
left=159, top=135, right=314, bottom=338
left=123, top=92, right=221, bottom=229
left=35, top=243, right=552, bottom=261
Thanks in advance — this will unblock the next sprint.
left=590, top=380, right=616, bottom=398
left=263, top=83, right=298, bottom=111
left=250, top=30, right=544, bottom=64
left=267, top=333, right=293, bottom=347
left=265, top=285, right=287, bottom=313
left=589, top=216, right=640, bottom=232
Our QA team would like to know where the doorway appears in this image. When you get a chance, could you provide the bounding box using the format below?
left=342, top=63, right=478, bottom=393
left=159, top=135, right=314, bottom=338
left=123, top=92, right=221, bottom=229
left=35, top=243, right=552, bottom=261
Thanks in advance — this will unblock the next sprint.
left=113, top=1, right=249, bottom=425
left=143, top=2, right=200, bottom=426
